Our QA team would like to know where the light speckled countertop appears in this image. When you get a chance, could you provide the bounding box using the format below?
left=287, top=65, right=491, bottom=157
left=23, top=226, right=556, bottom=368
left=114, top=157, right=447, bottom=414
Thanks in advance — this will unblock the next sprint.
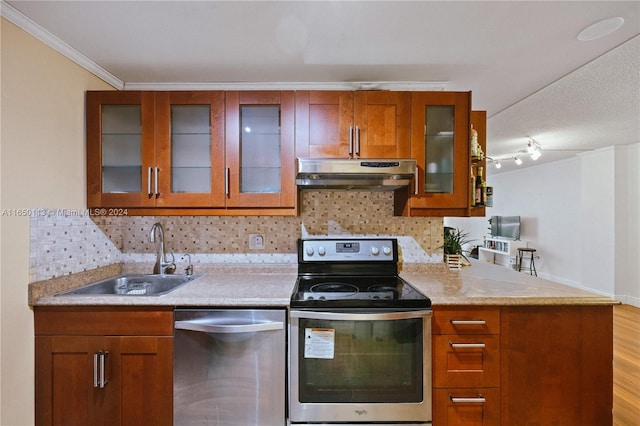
left=400, top=260, right=617, bottom=306
left=32, top=260, right=618, bottom=307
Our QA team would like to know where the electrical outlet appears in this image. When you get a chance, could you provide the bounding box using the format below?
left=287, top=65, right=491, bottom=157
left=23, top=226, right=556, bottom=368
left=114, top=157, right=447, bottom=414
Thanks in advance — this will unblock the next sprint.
left=249, top=234, right=265, bottom=250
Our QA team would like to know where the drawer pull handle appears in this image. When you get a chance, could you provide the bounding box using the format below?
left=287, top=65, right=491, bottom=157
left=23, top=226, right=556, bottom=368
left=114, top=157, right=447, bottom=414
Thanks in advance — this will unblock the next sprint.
left=449, top=341, right=486, bottom=348
left=450, top=319, right=486, bottom=325
left=450, top=394, right=486, bottom=403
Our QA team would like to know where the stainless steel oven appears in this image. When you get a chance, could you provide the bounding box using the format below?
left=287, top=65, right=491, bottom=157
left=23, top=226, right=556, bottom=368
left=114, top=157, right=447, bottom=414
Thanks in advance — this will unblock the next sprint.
left=289, top=238, right=432, bottom=425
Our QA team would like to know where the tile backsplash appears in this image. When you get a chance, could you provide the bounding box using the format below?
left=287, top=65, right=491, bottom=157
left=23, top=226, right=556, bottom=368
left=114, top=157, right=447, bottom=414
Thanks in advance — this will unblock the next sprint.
left=30, top=210, right=121, bottom=282
left=30, top=191, right=444, bottom=281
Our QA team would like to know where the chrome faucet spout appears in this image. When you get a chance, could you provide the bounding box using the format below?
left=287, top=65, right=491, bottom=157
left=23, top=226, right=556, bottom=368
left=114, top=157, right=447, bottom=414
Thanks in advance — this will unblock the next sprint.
left=149, top=223, right=176, bottom=274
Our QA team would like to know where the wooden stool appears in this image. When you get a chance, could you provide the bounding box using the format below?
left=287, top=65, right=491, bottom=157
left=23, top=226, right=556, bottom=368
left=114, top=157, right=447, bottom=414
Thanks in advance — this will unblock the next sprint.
left=517, top=248, right=537, bottom=276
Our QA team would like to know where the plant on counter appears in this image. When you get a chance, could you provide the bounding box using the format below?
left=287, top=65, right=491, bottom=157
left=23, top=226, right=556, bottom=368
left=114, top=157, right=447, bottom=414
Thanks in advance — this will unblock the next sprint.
left=442, top=227, right=475, bottom=269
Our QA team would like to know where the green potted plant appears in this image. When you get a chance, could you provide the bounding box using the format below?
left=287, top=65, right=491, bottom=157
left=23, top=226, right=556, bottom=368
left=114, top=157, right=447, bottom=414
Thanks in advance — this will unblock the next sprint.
left=442, top=226, right=474, bottom=270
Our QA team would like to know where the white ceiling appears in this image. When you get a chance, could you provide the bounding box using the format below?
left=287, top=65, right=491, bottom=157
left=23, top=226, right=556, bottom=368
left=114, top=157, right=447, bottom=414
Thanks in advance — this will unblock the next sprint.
left=3, top=0, right=640, bottom=174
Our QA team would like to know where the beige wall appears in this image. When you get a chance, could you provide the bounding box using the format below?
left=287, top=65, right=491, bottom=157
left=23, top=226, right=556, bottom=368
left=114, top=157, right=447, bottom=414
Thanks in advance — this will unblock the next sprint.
left=0, top=18, right=113, bottom=425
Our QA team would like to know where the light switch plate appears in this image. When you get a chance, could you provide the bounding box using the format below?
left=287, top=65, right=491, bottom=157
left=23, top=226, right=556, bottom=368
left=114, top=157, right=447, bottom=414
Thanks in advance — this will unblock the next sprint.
left=249, top=234, right=265, bottom=250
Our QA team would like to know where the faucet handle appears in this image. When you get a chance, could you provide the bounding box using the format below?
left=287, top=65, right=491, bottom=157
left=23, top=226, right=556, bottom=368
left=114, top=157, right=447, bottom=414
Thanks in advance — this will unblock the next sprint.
left=163, top=250, right=176, bottom=274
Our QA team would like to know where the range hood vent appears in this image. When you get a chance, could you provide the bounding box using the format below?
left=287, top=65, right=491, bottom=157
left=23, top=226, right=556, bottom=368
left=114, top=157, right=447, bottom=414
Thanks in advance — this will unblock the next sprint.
left=296, top=158, right=417, bottom=191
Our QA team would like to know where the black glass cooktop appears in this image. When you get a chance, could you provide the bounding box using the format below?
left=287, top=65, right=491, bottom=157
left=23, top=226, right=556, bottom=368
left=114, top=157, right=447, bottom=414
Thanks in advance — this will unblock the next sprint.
left=291, top=275, right=431, bottom=309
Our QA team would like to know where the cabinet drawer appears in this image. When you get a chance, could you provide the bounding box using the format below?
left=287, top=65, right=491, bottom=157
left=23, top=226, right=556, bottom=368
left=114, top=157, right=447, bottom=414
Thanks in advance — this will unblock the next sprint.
left=434, top=387, right=500, bottom=426
left=433, top=307, right=500, bottom=335
left=34, top=306, right=173, bottom=336
left=433, top=334, right=500, bottom=388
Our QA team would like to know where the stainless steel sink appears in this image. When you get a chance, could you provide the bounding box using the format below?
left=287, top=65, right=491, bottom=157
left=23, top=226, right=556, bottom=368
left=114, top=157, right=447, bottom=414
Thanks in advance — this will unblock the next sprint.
left=56, top=274, right=204, bottom=297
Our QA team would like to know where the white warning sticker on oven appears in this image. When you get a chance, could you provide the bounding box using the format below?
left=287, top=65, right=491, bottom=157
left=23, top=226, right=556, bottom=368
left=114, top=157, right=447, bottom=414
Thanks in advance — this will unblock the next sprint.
left=304, top=328, right=335, bottom=359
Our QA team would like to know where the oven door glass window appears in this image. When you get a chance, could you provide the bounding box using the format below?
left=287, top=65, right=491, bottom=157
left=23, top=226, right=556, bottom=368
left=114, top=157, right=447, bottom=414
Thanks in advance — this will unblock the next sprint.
left=297, top=317, right=423, bottom=403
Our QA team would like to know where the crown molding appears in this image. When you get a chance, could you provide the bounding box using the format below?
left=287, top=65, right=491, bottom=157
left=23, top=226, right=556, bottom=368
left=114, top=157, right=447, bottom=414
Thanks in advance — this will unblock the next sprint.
left=1, top=0, right=124, bottom=89
left=124, top=81, right=448, bottom=91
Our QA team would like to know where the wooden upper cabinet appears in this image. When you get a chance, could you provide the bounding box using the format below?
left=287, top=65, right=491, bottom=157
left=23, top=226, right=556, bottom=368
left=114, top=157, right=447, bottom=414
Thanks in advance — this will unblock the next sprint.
left=470, top=110, right=487, bottom=217
left=86, top=91, right=157, bottom=208
left=410, top=91, right=471, bottom=216
left=225, top=91, right=296, bottom=209
left=155, top=91, right=226, bottom=208
left=295, top=91, right=411, bottom=159
left=87, top=91, right=226, bottom=209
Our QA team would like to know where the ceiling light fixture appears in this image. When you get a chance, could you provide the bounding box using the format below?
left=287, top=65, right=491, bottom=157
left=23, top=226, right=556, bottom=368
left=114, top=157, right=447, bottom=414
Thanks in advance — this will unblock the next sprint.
left=577, top=17, right=624, bottom=41
left=514, top=156, right=523, bottom=166
left=495, top=160, right=502, bottom=169
left=527, top=139, right=542, bottom=160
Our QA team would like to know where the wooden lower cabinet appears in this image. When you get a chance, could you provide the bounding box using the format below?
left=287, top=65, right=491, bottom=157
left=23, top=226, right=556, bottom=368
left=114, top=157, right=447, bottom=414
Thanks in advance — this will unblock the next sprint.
left=500, top=305, right=613, bottom=426
left=35, top=307, right=173, bottom=426
left=432, top=305, right=614, bottom=426
left=432, top=307, right=501, bottom=425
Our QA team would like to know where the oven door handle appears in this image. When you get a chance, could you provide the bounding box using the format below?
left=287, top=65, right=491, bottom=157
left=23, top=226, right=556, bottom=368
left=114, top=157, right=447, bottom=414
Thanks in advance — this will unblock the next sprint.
left=289, top=310, right=432, bottom=321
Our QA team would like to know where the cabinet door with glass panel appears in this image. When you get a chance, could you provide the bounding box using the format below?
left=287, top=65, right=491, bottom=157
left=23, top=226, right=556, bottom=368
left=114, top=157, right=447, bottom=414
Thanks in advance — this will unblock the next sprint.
left=86, top=91, right=156, bottom=207
left=155, top=91, right=225, bottom=207
left=225, top=91, right=295, bottom=208
left=410, top=92, right=471, bottom=215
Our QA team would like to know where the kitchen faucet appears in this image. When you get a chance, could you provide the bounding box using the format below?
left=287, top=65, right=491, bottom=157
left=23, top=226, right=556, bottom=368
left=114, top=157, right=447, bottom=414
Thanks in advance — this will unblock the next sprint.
left=149, top=223, right=176, bottom=274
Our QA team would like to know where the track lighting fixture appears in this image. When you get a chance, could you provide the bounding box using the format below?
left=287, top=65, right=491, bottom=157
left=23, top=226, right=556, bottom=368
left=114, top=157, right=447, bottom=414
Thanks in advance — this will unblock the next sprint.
left=527, top=139, right=542, bottom=160
left=489, top=138, right=543, bottom=168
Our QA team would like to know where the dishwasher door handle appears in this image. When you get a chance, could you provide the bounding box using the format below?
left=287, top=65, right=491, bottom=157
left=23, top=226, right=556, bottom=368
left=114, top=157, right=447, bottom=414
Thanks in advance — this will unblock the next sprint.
left=175, top=319, right=284, bottom=334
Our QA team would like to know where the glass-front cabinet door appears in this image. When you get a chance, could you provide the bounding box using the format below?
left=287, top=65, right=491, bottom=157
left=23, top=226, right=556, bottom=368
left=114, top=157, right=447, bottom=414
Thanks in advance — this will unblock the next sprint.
left=225, top=91, right=295, bottom=208
left=86, top=91, right=156, bottom=208
left=410, top=92, right=471, bottom=215
left=155, top=91, right=225, bottom=207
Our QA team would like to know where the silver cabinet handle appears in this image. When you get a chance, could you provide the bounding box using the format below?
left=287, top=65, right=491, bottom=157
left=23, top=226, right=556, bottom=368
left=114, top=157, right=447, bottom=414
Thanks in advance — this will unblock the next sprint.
left=348, top=126, right=354, bottom=156
left=147, top=167, right=153, bottom=197
left=414, top=166, right=419, bottom=195
left=355, top=125, right=360, bottom=156
left=175, top=320, right=283, bottom=334
left=99, top=351, right=108, bottom=388
left=154, top=167, right=159, bottom=198
left=93, top=352, right=99, bottom=388
left=450, top=395, right=486, bottom=403
left=225, top=167, right=230, bottom=196
left=290, top=310, right=432, bottom=321
left=93, top=351, right=109, bottom=388
left=449, top=341, right=486, bottom=348
left=450, top=319, right=487, bottom=325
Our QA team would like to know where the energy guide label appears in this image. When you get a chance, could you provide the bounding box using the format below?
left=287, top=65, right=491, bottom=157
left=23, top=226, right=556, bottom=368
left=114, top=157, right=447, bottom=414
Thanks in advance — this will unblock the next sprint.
left=304, top=328, right=335, bottom=359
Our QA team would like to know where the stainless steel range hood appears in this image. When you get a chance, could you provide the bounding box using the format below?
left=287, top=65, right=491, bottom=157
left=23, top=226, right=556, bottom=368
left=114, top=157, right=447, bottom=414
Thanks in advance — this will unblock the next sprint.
left=296, top=158, right=417, bottom=191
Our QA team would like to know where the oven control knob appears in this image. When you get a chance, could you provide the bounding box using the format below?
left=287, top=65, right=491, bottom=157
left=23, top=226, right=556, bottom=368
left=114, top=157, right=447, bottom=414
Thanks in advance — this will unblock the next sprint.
left=306, top=246, right=314, bottom=256
left=370, top=246, right=380, bottom=255
left=382, top=246, right=392, bottom=256
left=318, top=246, right=326, bottom=256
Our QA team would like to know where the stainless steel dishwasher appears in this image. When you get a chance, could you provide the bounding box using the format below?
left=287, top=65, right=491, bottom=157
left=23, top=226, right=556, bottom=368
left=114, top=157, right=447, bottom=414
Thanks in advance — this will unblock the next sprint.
left=174, top=308, right=286, bottom=426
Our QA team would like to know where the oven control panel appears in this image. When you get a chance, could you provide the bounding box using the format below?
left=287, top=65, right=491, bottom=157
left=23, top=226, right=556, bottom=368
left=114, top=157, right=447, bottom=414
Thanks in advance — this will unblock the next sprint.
left=301, top=239, right=396, bottom=262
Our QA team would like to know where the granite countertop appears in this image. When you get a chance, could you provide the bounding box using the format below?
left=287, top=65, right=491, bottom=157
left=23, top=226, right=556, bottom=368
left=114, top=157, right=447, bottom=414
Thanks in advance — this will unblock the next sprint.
left=32, top=260, right=618, bottom=307
left=400, top=260, right=617, bottom=306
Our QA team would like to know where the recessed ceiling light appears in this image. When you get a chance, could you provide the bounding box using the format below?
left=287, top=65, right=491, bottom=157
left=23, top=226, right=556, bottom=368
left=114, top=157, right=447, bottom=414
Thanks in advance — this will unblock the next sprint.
left=577, top=17, right=624, bottom=41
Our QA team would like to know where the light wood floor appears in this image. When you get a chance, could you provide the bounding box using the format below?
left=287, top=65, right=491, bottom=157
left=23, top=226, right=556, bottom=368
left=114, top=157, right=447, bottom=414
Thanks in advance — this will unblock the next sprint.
left=613, top=304, right=640, bottom=426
